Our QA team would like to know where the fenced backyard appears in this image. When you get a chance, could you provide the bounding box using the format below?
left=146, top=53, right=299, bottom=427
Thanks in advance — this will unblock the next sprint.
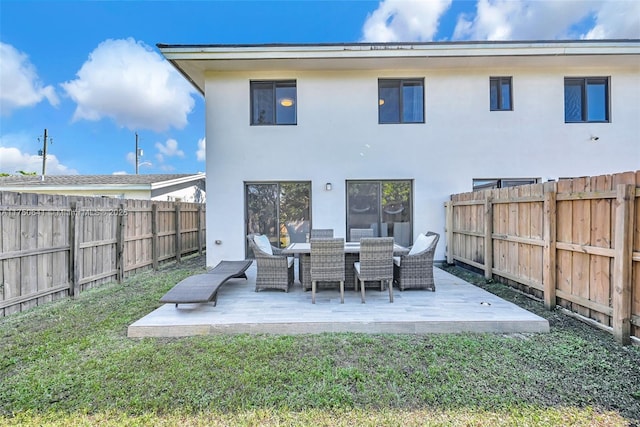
left=0, top=191, right=205, bottom=316
left=445, top=170, right=639, bottom=344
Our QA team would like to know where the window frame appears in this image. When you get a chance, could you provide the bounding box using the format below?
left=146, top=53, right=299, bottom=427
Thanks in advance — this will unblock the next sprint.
left=244, top=181, right=311, bottom=254
left=250, top=80, right=297, bottom=126
left=346, top=179, right=414, bottom=247
left=378, top=78, right=425, bottom=124
left=489, top=76, right=513, bottom=111
left=564, top=77, right=610, bottom=123
left=472, top=178, right=540, bottom=191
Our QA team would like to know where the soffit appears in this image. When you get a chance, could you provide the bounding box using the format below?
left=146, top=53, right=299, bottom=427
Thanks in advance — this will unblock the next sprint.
left=158, top=41, right=640, bottom=94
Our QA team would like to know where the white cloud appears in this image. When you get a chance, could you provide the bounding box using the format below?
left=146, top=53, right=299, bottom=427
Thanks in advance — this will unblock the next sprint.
left=0, top=43, right=59, bottom=116
left=453, top=0, right=639, bottom=41
left=61, top=38, right=197, bottom=132
left=155, top=138, right=184, bottom=158
left=196, top=137, right=206, bottom=162
left=362, top=0, right=453, bottom=42
left=0, top=146, right=77, bottom=175
left=583, top=0, right=640, bottom=39
left=112, top=171, right=128, bottom=175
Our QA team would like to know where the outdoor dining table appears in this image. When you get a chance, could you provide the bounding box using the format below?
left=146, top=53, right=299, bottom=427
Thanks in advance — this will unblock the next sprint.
left=282, top=242, right=409, bottom=291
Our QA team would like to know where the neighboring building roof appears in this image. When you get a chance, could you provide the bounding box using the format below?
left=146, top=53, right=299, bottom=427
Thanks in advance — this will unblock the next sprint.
left=157, top=39, right=640, bottom=94
left=0, top=173, right=205, bottom=192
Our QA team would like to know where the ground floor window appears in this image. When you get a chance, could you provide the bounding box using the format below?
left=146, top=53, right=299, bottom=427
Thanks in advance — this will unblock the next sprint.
left=472, top=178, right=539, bottom=190
left=346, top=180, right=413, bottom=247
left=245, top=181, right=311, bottom=255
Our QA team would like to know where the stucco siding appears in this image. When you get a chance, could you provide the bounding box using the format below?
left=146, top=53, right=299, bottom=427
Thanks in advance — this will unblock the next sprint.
left=204, top=65, right=640, bottom=267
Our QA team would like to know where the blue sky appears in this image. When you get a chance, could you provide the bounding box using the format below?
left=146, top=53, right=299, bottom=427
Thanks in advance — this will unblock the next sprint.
left=1, top=0, right=638, bottom=176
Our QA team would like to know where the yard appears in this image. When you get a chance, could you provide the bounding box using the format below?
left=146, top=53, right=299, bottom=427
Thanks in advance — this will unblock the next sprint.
left=1, top=254, right=639, bottom=426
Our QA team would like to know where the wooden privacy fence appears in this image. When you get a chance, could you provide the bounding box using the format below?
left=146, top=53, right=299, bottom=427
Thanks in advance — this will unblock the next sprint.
left=445, top=171, right=639, bottom=344
left=0, top=191, right=205, bottom=317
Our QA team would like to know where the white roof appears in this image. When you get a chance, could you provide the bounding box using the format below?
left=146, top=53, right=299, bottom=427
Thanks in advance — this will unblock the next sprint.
left=157, top=40, right=640, bottom=94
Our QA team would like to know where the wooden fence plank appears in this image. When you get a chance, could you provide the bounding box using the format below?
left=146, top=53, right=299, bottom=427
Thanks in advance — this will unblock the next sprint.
left=613, top=184, right=634, bottom=344
left=556, top=178, right=573, bottom=310
left=20, top=193, right=38, bottom=311
left=484, top=195, right=493, bottom=279
left=590, top=174, right=613, bottom=325
left=2, top=192, right=21, bottom=315
left=543, top=182, right=557, bottom=309
left=572, top=177, right=591, bottom=317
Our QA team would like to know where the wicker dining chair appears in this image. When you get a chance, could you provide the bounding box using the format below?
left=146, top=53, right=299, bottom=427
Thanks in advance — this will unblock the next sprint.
left=310, top=229, right=334, bottom=239
left=310, top=238, right=345, bottom=304
left=247, top=234, right=294, bottom=292
left=393, top=232, right=439, bottom=291
left=349, top=228, right=374, bottom=242
left=354, top=237, right=394, bottom=303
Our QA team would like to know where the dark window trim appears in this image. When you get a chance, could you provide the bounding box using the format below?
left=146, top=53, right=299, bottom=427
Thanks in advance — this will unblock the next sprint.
left=490, top=76, right=513, bottom=111
left=378, top=78, right=425, bottom=124
left=564, top=76, right=610, bottom=123
left=250, top=80, right=297, bottom=126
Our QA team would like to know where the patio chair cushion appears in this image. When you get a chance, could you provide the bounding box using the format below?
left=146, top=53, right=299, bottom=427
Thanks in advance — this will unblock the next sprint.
left=253, top=234, right=273, bottom=255
left=408, top=233, right=436, bottom=256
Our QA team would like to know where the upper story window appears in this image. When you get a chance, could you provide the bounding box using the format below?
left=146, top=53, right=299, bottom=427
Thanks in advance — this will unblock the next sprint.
left=490, top=77, right=512, bottom=111
left=250, top=80, right=297, bottom=125
left=564, top=77, right=609, bottom=123
left=378, top=78, right=424, bottom=124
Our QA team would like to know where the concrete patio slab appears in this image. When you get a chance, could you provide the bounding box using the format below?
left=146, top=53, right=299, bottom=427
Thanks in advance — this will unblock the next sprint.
left=128, top=263, right=549, bottom=338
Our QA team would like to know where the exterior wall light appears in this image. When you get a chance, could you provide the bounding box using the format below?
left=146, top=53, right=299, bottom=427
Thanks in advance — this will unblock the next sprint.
left=325, top=183, right=332, bottom=191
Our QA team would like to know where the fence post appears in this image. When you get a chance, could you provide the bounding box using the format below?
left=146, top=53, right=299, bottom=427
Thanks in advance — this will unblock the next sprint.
left=68, top=201, right=79, bottom=297
left=612, top=183, right=634, bottom=345
left=484, top=194, right=493, bottom=280
left=445, top=200, right=453, bottom=264
left=543, top=182, right=557, bottom=310
left=115, top=203, right=126, bottom=283
left=175, top=202, right=182, bottom=263
left=151, top=203, right=159, bottom=270
left=197, top=204, right=204, bottom=256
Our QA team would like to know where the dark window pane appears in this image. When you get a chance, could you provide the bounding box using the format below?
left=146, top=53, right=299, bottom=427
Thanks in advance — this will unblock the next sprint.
left=346, top=180, right=413, bottom=246
left=252, top=82, right=274, bottom=125
left=402, top=82, right=423, bottom=123
left=246, top=183, right=278, bottom=248
left=500, top=80, right=511, bottom=110
left=490, top=79, right=499, bottom=110
left=379, top=80, right=400, bottom=123
left=275, top=84, right=296, bottom=125
left=246, top=182, right=310, bottom=252
left=587, top=81, right=607, bottom=122
left=564, top=81, right=583, bottom=122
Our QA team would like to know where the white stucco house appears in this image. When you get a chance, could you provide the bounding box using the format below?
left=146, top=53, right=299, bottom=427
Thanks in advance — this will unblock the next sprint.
left=158, top=40, right=640, bottom=268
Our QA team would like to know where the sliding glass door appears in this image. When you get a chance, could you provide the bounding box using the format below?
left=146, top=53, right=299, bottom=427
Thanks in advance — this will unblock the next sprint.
left=346, top=180, right=413, bottom=246
left=245, top=182, right=311, bottom=255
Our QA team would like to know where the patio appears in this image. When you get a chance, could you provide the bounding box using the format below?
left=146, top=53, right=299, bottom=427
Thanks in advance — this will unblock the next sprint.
left=128, top=262, right=549, bottom=337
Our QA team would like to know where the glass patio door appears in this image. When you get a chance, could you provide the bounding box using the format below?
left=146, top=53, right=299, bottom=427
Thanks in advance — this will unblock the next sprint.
left=245, top=182, right=311, bottom=255
left=346, top=180, right=413, bottom=247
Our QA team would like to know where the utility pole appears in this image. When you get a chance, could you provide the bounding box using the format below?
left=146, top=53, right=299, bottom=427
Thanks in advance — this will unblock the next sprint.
left=38, top=128, right=51, bottom=177
left=135, top=132, right=139, bottom=174
left=134, top=132, right=144, bottom=174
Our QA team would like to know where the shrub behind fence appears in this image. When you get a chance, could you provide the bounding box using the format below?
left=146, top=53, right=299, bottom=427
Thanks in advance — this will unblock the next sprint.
left=0, top=191, right=205, bottom=316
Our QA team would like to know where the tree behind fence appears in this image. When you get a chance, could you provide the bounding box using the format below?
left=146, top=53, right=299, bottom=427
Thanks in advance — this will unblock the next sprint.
left=0, top=192, right=205, bottom=316
left=445, top=170, right=639, bottom=344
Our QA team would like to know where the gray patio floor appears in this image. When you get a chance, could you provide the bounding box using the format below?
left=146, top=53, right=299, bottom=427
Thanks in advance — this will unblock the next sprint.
left=128, top=263, right=549, bottom=338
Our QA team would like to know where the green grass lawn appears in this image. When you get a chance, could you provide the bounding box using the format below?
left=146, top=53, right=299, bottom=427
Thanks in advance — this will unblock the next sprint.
left=1, top=255, right=639, bottom=426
